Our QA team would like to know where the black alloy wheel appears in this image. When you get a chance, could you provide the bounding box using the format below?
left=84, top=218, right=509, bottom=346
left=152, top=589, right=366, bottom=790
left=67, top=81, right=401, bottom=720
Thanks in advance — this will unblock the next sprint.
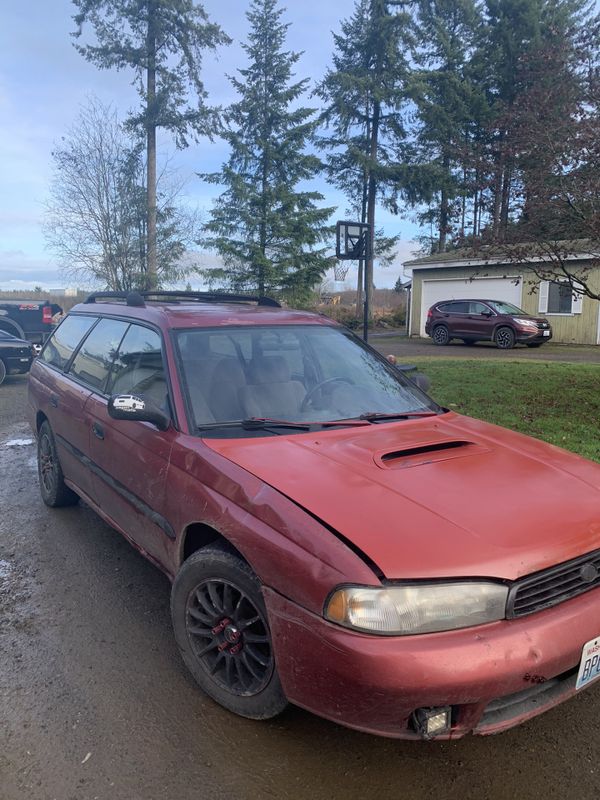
left=171, top=546, right=288, bottom=719
left=37, top=421, right=79, bottom=507
left=432, top=325, right=450, bottom=346
left=187, top=578, right=272, bottom=695
left=495, top=326, right=516, bottom=349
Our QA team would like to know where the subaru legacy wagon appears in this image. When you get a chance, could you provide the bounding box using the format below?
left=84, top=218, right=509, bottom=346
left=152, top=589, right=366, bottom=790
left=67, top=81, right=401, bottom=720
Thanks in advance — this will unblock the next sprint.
left=27, top=291, right=600, bottom=739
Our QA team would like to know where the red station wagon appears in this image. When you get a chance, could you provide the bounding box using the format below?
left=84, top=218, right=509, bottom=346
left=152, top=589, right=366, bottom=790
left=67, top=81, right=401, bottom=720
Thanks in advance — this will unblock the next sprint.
left=27, top=291, right=600, bottom=739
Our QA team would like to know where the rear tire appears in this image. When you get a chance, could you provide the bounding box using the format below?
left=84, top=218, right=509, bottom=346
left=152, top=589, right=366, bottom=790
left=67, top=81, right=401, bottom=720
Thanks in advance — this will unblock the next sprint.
left=37, top=421, right=79, bottom=507
left=171, top=545, right=288, bottom=720
left=432, top=325, right=450, bottom=346
left=495, top=327, right=516, bottom=349
left=0, top=360, right=6, bottom=386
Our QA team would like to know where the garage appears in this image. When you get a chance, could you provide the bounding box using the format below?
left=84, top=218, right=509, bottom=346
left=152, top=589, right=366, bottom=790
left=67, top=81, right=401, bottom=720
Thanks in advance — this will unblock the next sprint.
left=419, top=276, right=523, bottom=337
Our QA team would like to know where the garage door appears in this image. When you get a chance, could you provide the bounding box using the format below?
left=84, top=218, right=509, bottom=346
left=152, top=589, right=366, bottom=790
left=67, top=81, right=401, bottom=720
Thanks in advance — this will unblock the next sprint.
left=419, top=276, right=523, bottom=337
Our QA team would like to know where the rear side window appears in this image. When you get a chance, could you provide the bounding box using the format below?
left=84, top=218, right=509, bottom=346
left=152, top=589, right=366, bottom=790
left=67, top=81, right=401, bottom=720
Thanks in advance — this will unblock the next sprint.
left=69, top=319, right=129, bottom=392
left=39, top=315, right=97, bottom=371
left=448, top=301, right=469, bottom=313
left=108, top=325, right=168, bottom=408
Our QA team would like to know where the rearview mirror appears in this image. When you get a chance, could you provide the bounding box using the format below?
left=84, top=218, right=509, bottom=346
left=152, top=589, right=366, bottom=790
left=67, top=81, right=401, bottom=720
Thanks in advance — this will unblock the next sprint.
left=108, top=394, right=170, bottom=431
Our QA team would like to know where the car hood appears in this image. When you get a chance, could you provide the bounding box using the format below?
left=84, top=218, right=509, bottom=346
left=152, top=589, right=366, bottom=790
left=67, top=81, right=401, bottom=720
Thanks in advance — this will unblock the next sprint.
left=205, top=413, right=600, bottom=582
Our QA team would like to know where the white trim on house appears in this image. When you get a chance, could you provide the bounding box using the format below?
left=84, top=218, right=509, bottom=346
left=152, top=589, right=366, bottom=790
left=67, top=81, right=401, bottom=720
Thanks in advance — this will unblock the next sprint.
left=597, top=302, right=600, bottom=345
left=405, top=251, right=597, bottom=271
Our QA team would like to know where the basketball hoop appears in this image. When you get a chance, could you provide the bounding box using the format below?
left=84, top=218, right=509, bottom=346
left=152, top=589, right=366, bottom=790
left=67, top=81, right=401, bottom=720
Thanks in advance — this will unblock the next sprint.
left=333, top=261, right=350, bottom=282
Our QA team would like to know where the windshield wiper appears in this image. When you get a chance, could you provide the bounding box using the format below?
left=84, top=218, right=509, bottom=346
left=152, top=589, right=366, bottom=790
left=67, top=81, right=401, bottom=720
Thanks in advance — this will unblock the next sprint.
left=242, top=417, right=371, bottom=430
left=358, top=410, right=440, bottom=422
left=197, top=417, right=371, bottom=434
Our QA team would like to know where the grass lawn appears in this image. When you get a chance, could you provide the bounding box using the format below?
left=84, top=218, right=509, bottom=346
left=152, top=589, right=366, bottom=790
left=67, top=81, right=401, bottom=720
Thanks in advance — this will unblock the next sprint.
left=410, top=358, right=600, bottom=463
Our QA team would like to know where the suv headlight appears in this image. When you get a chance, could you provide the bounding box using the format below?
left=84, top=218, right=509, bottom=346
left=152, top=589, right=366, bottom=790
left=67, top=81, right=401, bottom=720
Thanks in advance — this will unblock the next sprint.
left=325, top=582, right=508, bottom=635
left=514, top=318, right=537, bottom=328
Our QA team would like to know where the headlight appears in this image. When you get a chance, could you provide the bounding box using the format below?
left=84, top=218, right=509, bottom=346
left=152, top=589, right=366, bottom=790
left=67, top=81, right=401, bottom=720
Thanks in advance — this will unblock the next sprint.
left=325, top=582, right=508, bottom=635
left=514, top=318, right=537, bottom=328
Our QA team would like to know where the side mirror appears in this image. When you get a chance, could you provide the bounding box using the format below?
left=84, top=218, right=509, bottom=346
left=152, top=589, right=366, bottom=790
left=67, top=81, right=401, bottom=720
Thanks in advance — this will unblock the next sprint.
left=482, top=309, right=493, bottom=317
left=108, top=394, right=171, bottom=431
left=412, top=372, right=431, bottom=393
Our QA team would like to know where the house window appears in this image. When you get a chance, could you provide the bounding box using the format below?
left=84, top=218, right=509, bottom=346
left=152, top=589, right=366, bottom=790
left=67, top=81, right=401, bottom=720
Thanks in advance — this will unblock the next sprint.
left=548, top=282, right=574, bottom=314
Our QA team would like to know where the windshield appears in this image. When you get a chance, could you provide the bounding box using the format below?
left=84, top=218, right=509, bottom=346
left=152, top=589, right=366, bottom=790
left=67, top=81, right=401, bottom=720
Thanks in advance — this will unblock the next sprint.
left=176, top=325, right=439, bottom=432
left=487, top=301, right=528, bottom=315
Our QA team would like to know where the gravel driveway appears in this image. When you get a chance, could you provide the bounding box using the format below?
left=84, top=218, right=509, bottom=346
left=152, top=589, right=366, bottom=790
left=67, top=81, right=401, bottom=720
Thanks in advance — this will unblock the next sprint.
left=2, top=375, right=600, bottom=800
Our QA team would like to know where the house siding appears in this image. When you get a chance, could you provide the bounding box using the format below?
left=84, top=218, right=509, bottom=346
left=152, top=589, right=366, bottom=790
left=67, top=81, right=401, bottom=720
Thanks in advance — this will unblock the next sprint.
left=411, top=264, right=600, bottom=345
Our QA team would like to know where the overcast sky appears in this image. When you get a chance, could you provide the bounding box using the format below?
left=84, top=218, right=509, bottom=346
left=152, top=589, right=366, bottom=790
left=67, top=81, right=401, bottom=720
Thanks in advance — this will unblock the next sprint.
left=0, top=0, right=420, bottom=291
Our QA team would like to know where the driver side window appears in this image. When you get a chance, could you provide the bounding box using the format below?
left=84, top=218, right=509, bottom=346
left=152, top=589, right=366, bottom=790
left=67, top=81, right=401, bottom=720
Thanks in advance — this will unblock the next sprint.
left=107, top=324, right=168, bottom=409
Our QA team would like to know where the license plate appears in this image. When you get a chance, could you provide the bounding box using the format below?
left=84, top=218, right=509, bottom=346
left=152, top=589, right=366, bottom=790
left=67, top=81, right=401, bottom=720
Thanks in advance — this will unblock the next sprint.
left=576, top=637, right=600, bottom=690
left=543, top=330, right=550, bottom=336
left=19, top=357, right=29, bottom=362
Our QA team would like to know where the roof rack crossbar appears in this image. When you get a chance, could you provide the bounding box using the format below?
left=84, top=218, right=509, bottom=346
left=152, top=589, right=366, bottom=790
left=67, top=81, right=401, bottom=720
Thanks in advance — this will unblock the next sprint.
left=83, top=290, right=280, bottom=308
left=141, top=291, right=281, bottom=307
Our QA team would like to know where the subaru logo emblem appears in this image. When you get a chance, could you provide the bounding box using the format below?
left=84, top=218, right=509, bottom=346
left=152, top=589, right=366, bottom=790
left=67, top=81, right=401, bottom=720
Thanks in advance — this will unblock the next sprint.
left=580, top=564, right=598, bottom=583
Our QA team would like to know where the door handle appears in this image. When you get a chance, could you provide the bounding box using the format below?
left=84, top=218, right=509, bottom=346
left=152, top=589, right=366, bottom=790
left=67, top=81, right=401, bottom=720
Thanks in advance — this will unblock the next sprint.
left=50, top=394, right=58, bottom=408
left=92, top=422, right=104, bottom=440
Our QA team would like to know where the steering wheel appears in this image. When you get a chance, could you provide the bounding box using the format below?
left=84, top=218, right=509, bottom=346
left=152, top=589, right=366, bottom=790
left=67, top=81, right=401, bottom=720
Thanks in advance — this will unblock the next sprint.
left=300, top=377, right=352, bottom=412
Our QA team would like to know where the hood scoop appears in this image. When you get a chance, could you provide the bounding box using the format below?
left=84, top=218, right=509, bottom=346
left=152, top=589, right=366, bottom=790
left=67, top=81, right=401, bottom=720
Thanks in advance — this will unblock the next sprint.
left=375, top=439, right=488, bottom=470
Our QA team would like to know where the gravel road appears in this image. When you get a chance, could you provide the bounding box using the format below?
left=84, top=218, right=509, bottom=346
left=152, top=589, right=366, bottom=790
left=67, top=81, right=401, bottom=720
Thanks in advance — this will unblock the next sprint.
left=2, top=374, right=600, bottom=800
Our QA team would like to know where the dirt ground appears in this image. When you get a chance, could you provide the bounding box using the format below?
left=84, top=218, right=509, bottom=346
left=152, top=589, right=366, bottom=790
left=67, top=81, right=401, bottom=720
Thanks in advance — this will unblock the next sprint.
left=2, top=374, right=600, bottom=800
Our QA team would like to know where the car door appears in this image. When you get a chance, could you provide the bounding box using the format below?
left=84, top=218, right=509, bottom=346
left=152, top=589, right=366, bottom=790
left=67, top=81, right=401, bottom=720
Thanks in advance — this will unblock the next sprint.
left=85, top=322, right=176, bottom=568
left=439, top=301, right=469, bottom=336
left=463, top=302, right=495, bottom=339
left=34, top=314, right=99, bottom=498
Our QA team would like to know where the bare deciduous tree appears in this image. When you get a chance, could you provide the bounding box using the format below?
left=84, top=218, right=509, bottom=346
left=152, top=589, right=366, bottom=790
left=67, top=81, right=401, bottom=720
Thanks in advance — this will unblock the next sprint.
left=44, top=97, right=200, bottom=290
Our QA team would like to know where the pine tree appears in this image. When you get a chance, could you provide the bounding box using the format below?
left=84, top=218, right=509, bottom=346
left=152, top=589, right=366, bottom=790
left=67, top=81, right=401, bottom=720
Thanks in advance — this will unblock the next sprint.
left=317, top=0, right=415, bottom=313
left=202, top=0, right=333, bottom=300
left=72, top=0, right=229, bottom=289
left=410, top=0, right=485, bottom=252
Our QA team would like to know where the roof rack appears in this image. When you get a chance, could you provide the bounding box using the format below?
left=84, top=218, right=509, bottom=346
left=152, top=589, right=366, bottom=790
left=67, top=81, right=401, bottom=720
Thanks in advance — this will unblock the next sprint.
left=83, top=291, right=281, bottom=308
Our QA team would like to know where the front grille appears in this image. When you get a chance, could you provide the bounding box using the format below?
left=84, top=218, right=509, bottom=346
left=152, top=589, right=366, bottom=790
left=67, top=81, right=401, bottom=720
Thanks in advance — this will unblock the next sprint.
left=537, top=322, right=549, bottom=329
left=508, top=548, right=600, bottom=618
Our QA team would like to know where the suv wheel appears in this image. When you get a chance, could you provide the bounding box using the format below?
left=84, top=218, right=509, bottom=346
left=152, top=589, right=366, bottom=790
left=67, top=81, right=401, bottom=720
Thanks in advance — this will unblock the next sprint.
left=495, top=327, right=516, bottom=349
left=171, top=545, right=288, bottom=720
left=0, top=360, right=6, bottom=386
left=37, top=421, right=79, bottom=507
left=432, top=325, right=450, bottom=346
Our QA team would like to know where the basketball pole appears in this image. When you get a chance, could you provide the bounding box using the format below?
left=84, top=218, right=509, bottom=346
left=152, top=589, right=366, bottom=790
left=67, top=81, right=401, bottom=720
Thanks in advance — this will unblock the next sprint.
left=363, top=230, right=371, bottom=343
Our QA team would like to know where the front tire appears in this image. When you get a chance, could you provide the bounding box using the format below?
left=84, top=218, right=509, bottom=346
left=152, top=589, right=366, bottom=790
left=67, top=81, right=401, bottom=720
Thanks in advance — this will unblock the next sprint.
left=432, top=325, right=450, bottom=346
left=171, top=545, right=288, bottom=720
left=495, top=326, right=516, bottom=349
left=37, top=421, right=79, bottom=507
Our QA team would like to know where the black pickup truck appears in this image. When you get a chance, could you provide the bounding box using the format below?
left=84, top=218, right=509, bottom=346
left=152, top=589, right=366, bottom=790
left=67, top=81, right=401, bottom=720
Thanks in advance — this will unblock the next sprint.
left=0, top=299, right=63, bottom=348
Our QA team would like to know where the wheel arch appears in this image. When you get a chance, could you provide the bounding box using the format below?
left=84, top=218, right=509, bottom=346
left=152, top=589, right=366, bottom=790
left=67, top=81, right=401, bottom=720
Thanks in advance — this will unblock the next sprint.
left=180, top=521, right=248, bottom=567
left=0, top=318, right=26, bottom=339
left=493, top=322, right=516, bottom=339
left=36, top=411, right=49, bottom=432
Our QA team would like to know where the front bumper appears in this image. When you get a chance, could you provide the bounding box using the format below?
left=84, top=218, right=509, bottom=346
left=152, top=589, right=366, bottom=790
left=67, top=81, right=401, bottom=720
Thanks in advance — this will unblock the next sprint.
left=515, top=327, right=552, bottom=344
left=264, top=584, right=600, bottom=739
